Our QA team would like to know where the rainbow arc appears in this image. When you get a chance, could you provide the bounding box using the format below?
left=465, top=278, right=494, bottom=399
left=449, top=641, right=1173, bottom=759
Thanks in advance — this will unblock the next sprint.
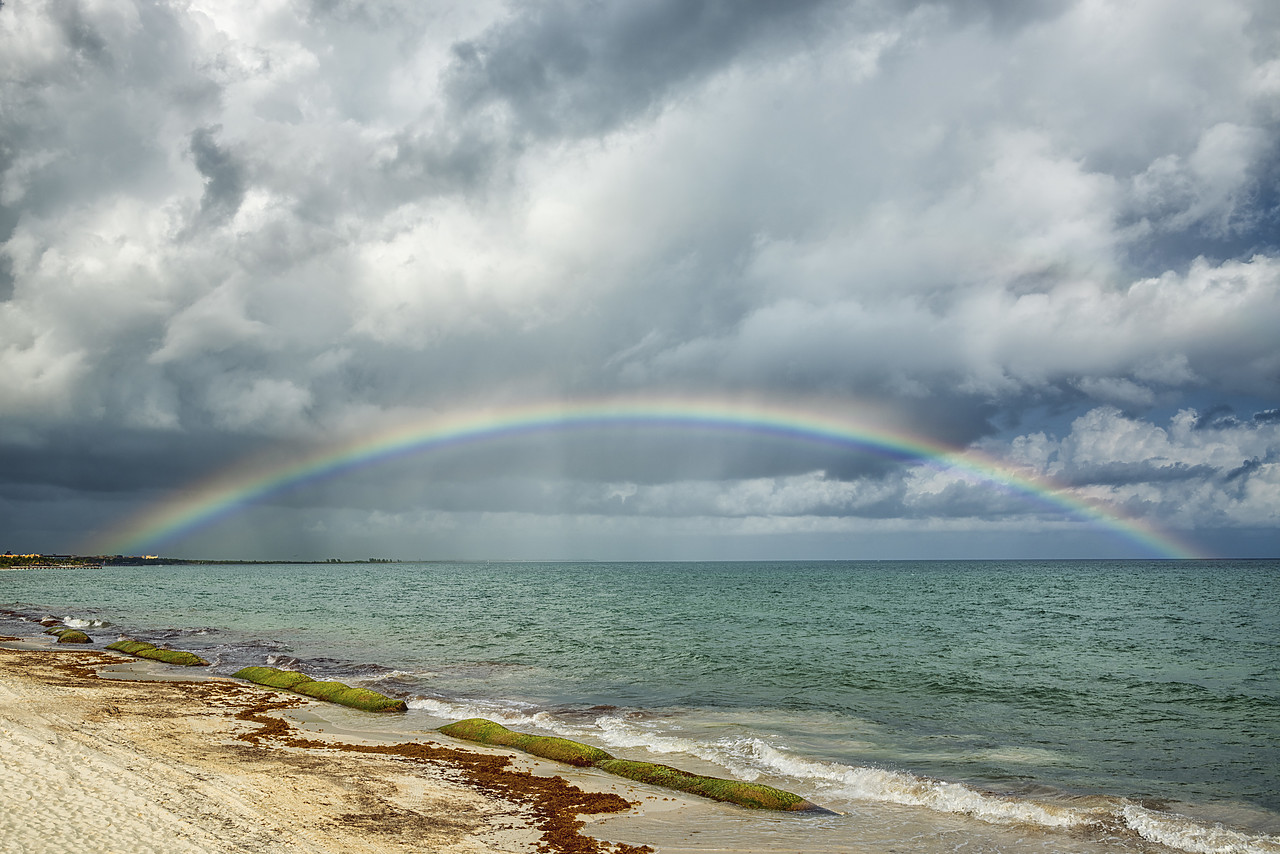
left=93, top=397, right=1200, bottom=558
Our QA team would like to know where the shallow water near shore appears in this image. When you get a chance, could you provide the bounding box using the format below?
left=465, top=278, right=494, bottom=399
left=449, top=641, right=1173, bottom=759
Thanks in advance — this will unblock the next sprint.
left=4, top=559, right=1278, bottom=853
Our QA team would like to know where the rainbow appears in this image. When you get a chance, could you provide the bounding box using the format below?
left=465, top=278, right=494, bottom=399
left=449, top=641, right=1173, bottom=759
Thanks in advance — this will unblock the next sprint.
left=91, top=397, right=1201, bottom=558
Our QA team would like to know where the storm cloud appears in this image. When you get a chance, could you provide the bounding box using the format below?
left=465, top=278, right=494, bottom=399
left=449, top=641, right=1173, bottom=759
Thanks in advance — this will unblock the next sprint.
left=1, top=0, right=1278, bottom=559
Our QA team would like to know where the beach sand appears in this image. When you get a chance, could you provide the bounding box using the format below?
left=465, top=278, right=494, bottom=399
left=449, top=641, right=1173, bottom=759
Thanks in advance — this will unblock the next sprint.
left=0, top=642, right=660, bottom=854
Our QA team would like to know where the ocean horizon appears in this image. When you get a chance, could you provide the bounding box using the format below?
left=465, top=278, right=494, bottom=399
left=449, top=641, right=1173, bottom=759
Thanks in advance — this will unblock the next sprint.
left=4, top=558, right=1277, bottom=854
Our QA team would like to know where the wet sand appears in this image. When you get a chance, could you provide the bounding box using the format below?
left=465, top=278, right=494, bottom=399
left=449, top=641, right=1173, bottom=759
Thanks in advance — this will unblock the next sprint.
left=0, top=642, right=657, bottom=854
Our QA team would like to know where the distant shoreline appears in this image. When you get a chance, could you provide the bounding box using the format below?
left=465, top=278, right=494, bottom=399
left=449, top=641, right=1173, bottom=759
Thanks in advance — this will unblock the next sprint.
left=0, top=555, right=418, bottom=570
left=3, top=555, right=1270, bottom=571
left=4, top=555, right=1273, bottom=571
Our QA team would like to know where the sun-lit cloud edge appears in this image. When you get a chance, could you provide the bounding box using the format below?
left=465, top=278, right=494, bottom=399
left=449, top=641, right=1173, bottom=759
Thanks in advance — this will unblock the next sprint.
left=89, top=396, right=1205, bottom=559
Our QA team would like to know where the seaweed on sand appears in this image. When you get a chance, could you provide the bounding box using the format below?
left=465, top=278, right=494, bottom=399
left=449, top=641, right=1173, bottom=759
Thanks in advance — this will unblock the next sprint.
left=231, top=665, right=407, bottom=713
left=105, top=639, right=209, bottom=666
left=438, top=718, right=822, bottom=811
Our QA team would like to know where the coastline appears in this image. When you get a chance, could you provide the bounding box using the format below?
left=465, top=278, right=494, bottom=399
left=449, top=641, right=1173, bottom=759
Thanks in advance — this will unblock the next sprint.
left=0, top=641, right=659, bottom=854
left=5, top=561, right=1278, bottom=854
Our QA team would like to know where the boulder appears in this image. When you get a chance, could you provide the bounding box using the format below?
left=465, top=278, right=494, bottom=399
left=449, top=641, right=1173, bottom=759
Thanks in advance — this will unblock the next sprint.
left=595, top=759, right=819, bottom=811
left=231, top=666, right=407, bottom=713
left=105, top=639, right=209, bottom=666
left=44, top=627, right=91, bottom=644
left=437, top=718, right=613, bottom=767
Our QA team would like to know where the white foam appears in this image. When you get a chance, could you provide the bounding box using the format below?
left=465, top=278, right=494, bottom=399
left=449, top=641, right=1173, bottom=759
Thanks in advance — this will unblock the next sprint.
left=567, top=713, right=1085, bottom=829
left=1121, top=805, right=1280, bottom=854
left=405, top=696, right=550, bottom=729
left=595, top=717, right=703, bottom=756
left=61, top=618, right=109, bottom=629
left=734, top=741, right=1280, bottom=853
left=585, top=715, right=1099, bottom=831
left=375, top=669, right=416, bottom=680
left=740, top=741, right=1088, bottom=828
left=592, top=716, right=782, bottom=783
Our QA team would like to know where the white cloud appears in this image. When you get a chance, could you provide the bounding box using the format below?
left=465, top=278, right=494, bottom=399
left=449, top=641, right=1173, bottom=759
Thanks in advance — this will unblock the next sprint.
left=617, top=254, right=1280, bottom=403
left=1074, top=377, right=1156, bottom=409
left=205, top=375, right=313, bottom=432
left=1130, top=122, right=1267, bottom=234
left=150, top=283, right=270, bottom=364
left=997, top=406, right=1280, bottom=529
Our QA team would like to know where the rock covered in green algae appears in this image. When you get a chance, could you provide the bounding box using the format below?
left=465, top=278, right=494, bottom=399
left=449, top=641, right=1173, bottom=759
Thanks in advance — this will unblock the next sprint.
left=595, top=759, right=819, bottom=811
left=293, top=680, right=410, bottom=713
left=438, top=718, right=614, bottom=767
left=231, top=665, right=314, bottom=691
left=43, top=627, right=91, bottom=644
left=437, top=717, right=822, bottom=811
left=105, top=639, right=209, bottom=666
left=231, top=665, right=407, bottom=713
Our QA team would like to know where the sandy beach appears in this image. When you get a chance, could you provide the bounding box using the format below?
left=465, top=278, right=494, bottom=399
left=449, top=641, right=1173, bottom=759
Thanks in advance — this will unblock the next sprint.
left=0, top=642, right=658, bottom=854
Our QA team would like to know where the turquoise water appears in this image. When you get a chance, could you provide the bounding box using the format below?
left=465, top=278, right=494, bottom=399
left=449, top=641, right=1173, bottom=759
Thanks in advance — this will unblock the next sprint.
left=4, top=560, right=1278, bottom=853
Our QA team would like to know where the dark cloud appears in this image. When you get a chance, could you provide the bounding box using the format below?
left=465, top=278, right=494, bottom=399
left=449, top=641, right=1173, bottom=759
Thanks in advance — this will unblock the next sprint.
left=0, top=426, right=274, bottom=494
left=375, top=0, right=843, bottom=199
left=52, top=0, right=112, bottom=68
left=0, top=251, right=13, bottom=302
left=1195, top=405, right=1240, bottom=431
left=933, top=0, right=1070, bottom=28
left=190, top=126, right=245, bottom=226
left=1224, top=457, right=1262, bottom=482
left=444, top=0, right=833, bottom=139
left=1056, top=461, right=1219, bottom=487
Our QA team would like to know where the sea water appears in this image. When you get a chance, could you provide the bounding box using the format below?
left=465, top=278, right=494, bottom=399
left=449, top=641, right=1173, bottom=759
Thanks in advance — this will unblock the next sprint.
left=3, top=560, right=1278, bottom=854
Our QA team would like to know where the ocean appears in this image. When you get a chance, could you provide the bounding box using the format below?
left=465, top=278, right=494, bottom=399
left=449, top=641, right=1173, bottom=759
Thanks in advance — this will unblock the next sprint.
left=4, top=559, right=1278, bottom=854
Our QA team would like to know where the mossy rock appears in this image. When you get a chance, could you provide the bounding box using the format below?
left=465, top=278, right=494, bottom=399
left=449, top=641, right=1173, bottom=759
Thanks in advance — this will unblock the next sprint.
left=232, top=666, right=315, bottom=691
left=231, top=666, right=407, bottom=713
left=105, top=639, right=208, bottom=667
left=44, top=628, right=91, bottom=644
left=438, top=718, right=615, bottom=767
left=595, top=759, right=818, bottom=811
left=106, top=639, right=154, bottom=655
left=294, top=680, right=409, bottom=713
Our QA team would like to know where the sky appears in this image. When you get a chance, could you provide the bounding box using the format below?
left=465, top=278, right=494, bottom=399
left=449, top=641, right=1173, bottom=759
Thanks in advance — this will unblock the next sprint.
left=2, top=0, right=1278, bottom=561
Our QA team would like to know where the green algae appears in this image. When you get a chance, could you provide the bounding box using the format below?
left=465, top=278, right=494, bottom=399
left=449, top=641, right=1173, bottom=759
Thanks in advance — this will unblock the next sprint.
left=294, top=680, right=409, bottom=713
left=106, top=640, right=155, bottom=656
left=438, top=718, right=614, bottom=767
left=436, top=717, right=821, bottom=811
left=105, top=639, right=209, bottom=666
left=43, top=627, right=91, bottom=644
left=231, top=666, right=407, bottom=713
left=595, top=759, right=817, bottom=811
left=232, top=665, right=314, bottom=691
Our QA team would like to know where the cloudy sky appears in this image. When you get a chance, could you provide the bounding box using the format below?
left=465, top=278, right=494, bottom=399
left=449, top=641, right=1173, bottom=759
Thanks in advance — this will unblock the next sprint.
left=2, top=0, right=1278, bottom=560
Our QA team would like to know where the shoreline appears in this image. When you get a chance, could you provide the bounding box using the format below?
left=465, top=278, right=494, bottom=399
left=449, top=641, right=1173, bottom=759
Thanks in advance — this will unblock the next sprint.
left=0, top=641, right=660, bottom=854
left=6, top=561, right=1278, bottom=854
